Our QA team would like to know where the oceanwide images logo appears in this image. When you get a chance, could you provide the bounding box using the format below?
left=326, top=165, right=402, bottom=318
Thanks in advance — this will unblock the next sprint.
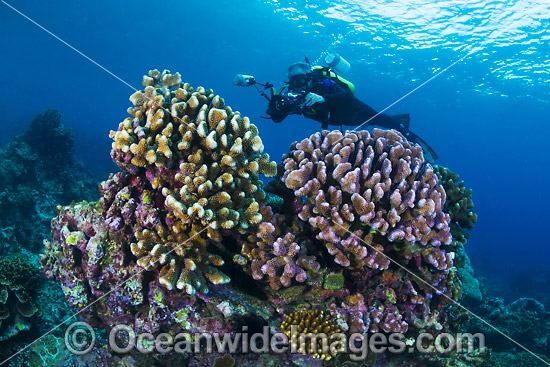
left=65, top=321, right=486, bottom=360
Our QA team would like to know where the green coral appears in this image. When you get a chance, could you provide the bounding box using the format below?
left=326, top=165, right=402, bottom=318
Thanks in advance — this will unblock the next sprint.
left=434, top=165, right=477, bottom=248
left=385, top=288, right=397, bottom=304
left=434, top=165, right=482, bottom=305
left=323, top=272, right=345, bottom=290
left=174, top=308, right=191, bottom=329
left=0, top=255, right=41, bottom=341
left=265, top=193, right=284, bottom=213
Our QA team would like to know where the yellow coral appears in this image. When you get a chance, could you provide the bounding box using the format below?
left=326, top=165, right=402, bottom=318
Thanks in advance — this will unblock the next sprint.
left=110, top=69, right=279, bottom=292
left=130, top=91, right=146, bottom=106
left=147, top=109, right=165, bottom=132
left=220, top=155, right=236, bottom=168
left=281, top=310, right=343, bottom=360
left=161, top=70, right=181, bottom=88
left=146, top=149, right=157, bottom=165
left=208, top=108, right=227, bottom=130
left=111, top=128, right=133, bottom=152
left=251, top=135, right=264, bottom=153
left=174, top=88, right=189, bottom=101
left=156, top=135, right=172, bottom=159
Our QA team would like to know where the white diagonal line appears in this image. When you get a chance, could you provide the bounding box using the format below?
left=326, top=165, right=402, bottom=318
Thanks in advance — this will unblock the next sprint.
left=0, top=226, right=208, bottom=365
left=0, top=1, right=137, bottom=91
left=3, top=0, right=549, bottom=365
left=0, top=0, right=199, bottom=135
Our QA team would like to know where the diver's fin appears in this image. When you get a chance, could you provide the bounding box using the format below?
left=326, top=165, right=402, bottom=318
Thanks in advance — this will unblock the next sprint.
left=404, top=130, right=439, bottom=163
left=391, top=113, right=410, bottom=130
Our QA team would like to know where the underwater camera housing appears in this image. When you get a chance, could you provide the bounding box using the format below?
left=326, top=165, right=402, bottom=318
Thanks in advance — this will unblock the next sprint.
left=269, top=91, right=307, bottom=117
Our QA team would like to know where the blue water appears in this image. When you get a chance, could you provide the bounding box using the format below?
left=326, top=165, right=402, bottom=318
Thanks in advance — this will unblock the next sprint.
left=1, top=0, right=549, bottom=303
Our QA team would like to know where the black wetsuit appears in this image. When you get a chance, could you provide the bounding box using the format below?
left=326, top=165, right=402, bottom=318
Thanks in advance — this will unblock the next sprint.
left=266, top=70, right=438, bottom=162
left=269, top=71, right=410, bottom=132
left=303, top=75, right=410, bottom=131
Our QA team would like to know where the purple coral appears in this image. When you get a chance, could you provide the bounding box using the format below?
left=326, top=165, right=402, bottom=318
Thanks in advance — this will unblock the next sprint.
left=282, top=129, right=453, bottom=271
left=277, top=129, right=461, bottom=334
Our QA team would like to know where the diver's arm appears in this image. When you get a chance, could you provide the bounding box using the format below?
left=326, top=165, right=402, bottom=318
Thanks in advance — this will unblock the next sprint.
left=269, top=113, right=288, bottom=123
left=267, top=107, right=288, bottom=123
left=305, top=93, right=325, bottom=106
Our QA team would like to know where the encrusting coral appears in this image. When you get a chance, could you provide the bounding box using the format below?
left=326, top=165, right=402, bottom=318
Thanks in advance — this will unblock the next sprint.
left=0, top=255, right=41, bottom=341
left=281, top=310, right=343, bottom=360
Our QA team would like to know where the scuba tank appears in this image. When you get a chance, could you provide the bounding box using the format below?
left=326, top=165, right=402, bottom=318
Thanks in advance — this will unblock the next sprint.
left=325, top=52, right=351, bottom=74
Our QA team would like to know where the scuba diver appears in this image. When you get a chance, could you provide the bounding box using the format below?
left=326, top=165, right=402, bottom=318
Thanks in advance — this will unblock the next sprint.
left=233, top=54, right=438, bottom=162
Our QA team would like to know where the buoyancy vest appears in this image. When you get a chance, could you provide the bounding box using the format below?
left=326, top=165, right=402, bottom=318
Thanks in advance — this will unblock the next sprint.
left=310, top=66, right=355, bottom=95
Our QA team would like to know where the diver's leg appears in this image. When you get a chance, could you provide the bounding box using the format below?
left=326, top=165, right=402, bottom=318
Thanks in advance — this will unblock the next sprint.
left=348, top=98, right=408, bottom=131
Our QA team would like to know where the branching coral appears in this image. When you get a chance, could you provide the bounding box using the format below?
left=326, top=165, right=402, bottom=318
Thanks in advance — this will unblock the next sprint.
left=110, top=69, right=276, bottom=236
left=237, top=203, right=322, bottom=291
left=106, top=69, right=277, bottom=292
left=282, top=129, right=453, bottom=270
left=434, top=165, right=477, bottom=247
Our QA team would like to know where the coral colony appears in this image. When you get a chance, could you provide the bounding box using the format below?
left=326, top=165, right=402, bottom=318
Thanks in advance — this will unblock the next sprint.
left=39, top=69, right=480, bottom=365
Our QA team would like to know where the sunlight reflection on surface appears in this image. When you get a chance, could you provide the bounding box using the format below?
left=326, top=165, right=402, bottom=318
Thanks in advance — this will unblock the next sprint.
left=262, top=0, right=550, bottom=102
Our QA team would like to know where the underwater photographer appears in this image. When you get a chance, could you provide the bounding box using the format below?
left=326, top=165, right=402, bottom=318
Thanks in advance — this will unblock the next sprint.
left=233, top=53, right=439, bottom=162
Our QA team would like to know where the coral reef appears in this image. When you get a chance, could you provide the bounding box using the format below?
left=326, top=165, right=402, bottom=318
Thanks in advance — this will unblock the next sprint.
left=40, top=72, right=281, bottom=339
left=281, top=310, right=343, bottom=360
left=109, top=70, right=276, bottom=293
left=268, top=129, right=460, bottom=334
left=0, top=251, right=76, bottom=364
left=433, top=165, right=477, bottom=249
left=15, top=331, right=195, bottom=367
left=17, top=334, right=113, bottom=367
left=40, top=70, right=488, bottom=366
left=0, top=254, right=41, bottom=342
left=0, top=109, right=99, bottom=254
left=465, top=297, right=550, bottom=356
left=479, top=351, right=550, bottom=367
left=0, top=110, right=100, bottom=361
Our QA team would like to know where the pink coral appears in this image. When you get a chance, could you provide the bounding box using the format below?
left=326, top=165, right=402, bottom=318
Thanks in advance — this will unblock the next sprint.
left=281, top=129, right=453, bottom=270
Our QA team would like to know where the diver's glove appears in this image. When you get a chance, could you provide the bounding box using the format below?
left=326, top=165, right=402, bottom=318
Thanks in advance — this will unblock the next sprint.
left=305, top=92, right=325, bottom=106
